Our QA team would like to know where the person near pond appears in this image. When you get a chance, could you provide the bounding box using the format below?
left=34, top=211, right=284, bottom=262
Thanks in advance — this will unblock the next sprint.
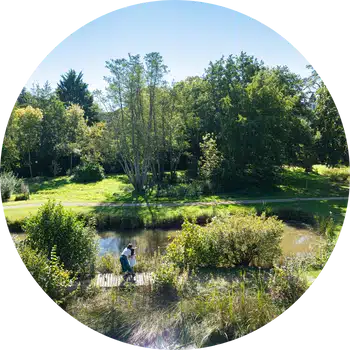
left=129, top=247, right=137, bottom=269
left=120, top=243, right=135, bottom=281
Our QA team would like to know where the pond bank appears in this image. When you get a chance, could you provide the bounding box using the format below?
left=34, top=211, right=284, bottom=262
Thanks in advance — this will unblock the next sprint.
left=12, top=223, right=321, bottom=260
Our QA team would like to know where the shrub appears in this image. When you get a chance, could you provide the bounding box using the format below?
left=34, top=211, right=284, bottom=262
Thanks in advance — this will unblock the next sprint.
left=0, top=171, right=20, bottom=201
left=17, top=243, right=75, bottom=305
left=167, top=213, right=283, bottom=267
left=24, top=201, right=98, bottom=276
left=153, top=262, right=180, bottom=296
left=268, top=257, right=308, bottom=309
left=72, top=162, right=105, bottom=183
left=220, top=214, right=283, bottom=267
left=97, top=253, right=120, bottom=274
left=165, top=213, right=283, bottom=269
left=6, top=217, right=24, bottom=232
left=165, top=221, right=218, bottom=268
left=316, top=213, right=336, bottom=238
left=15, top=182, right=30, bottom=201
left=14, top=193, right=30, bottom=201
left=314, top=238, right=336, bottom=269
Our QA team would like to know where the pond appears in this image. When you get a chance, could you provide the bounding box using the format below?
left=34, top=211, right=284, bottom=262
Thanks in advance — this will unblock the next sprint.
left=98, top=223, right=322, bottom=258
left=99, top=229, right=177, bottom=256
left=11, top=223, right=321, bottom=258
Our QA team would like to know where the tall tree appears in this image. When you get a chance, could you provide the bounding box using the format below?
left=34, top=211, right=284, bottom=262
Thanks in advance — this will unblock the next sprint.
left=105, top=54, right=151, bottom=193
left=145, top=52, right=168, bottom=183
left=63, top=104, right=87, bottom=172
left=56, top=69, right=98, bottom=124
left=13, top=106, right=43, bottom=177
left=40, top=98, right=67, bottom=175
left=1, top=110, right=21, bottom=171
left=315, top=84, right=348, bottom=166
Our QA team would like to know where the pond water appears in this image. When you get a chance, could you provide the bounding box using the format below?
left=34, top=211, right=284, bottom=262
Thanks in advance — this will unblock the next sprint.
left=98, top=223, right=321, bottom=258
left=11, top=223, right=321, bottom=258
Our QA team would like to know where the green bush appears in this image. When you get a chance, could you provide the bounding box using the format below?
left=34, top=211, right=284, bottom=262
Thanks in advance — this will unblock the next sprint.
left=24, top=201, right=98, bottom=276
left=14, top=193, right=30, bottom=201
left=72, top=162, right=105, bottom=183
left=18, top=243, right=75, bottom=305
left=6, top=217, right=24, bottom=232
left=316, top=213, right=336, bottom=238
left=97, top=253, right=120, bottom=274
left=165, top=213, right=283, bottom=269
left=268, top=258, right=308, bottom=309
left=153, top=262, right=180, bottom=295
left=15, top=182, right=30, bottom=201
left=219, top=214, right=283, bottom=267
left=0, top=171, right=21, bottom=201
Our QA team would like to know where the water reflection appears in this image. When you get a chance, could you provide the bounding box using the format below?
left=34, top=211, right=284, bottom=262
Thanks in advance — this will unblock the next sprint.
left=11, top=225, right=321, bottom=257
left=98, top=229, right=177, bottom=256
left=98, top=224, right=322, bottom=257
left=281, top=224, right=321, bottom=256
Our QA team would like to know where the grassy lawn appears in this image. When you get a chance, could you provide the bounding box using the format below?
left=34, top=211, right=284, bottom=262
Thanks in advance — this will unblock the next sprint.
left=2, top=165, right=349, bottom=207
left=4, top=198, right=347, bottom=233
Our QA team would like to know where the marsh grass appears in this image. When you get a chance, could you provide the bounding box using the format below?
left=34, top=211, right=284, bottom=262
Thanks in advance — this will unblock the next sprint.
left=67, top=263, right=308, bottom=348
left=66, top=211, right=312, bottom=348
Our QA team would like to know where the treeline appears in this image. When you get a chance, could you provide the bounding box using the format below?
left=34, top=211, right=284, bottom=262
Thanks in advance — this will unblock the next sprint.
left=1, top=52, right=348, bottom=192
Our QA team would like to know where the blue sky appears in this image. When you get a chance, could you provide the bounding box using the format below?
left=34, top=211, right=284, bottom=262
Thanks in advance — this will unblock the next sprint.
left=26, top=1, right=311, bottom=92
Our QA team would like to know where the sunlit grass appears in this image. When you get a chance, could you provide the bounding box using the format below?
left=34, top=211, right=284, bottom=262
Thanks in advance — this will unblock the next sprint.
left=4, top=199, right=347, bottom=234
left=15, top=174, right=133, bottom=203
left=2, top=166, right=348, bottom=208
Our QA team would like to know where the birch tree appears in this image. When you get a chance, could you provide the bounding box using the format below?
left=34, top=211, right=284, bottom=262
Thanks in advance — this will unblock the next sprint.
left=105, top=54, right=152, bottom=193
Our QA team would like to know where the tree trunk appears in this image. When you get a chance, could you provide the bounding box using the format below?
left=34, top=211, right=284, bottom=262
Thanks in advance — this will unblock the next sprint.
left=304, top=166, right=312, bottom=173
left=28, top=152, right=33, bottom=178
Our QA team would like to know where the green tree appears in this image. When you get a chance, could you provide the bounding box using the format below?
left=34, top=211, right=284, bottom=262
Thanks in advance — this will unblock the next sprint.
left=1, top=110, right=20, bottom=171
left=57, top=69, right=98, bottom=124
left=104, top=53, right=164, bottom=193
left=159, top=84, right=190, bottom=182
left=144, top=52, right=169, bottom=183
left=40, top=98, right=67, bottom=176
left=79, top=121, right=108, bottom=164
left=13, top=106, right=43, bottom=178
left=63, top=104, right=87, bottom=172
left=315, top=84, right=348, bottom=165
left=199, top=133, right=223, bottom=192
left=16, top=87, right=33, bottom=107
left=31, top=81, right=54, bottom=111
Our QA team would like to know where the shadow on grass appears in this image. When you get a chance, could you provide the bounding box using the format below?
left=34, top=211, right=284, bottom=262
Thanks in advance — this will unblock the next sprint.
left=252, top=199, right=348, bottom=229
left=106, top=169, right=349, bottom=205
left=276, top=168, right=349, bottom=198
left=26, top=176, right=71, bottom=195
left=103, top=191, right=140, bottom=204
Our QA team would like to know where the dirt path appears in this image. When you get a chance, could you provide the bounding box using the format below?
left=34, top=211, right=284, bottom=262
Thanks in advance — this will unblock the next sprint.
left=3, top=196, right=348, bottom=210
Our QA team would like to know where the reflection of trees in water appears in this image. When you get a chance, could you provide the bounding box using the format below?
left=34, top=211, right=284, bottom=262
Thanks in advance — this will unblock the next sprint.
left=99, top=229, right=174, bottom=256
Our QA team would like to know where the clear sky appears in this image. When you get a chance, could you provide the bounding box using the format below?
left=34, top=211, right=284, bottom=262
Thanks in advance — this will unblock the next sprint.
left=26, top=0, right=311, bottom=92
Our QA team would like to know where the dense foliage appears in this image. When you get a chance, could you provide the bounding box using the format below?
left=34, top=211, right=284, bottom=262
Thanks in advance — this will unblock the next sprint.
left=72, top=162, right=105, bottom=183
left=24, top=201, right=98, bottom=276
left=164, top=213, right=283, bottom=269
left=0, top=171, right=21, bottom=201
left=2, top=52, right=347, bottom=193
left=17, top=243, right=75, bottom=305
